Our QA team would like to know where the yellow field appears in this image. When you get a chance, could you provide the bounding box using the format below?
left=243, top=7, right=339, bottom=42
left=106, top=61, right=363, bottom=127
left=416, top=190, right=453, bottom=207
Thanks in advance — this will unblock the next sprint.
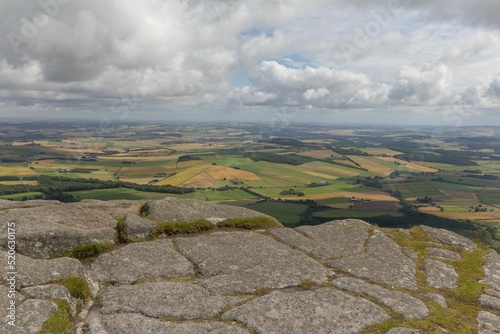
left=0, top=166, right=37, bottom=176
left=298, top=150, right=343, bottom=160
left=205, top=165, right=260, bottom=181
left=361, top=148, right=402, bottom=156
left=156, top=163, right=212, bottom=186
left=375, top=157, right=438, bottom=173
left=180, top=173, right=220, bottom=188
left=347, top=156, right=394, bottom=176
left=0, top=180, right=38, bottom=185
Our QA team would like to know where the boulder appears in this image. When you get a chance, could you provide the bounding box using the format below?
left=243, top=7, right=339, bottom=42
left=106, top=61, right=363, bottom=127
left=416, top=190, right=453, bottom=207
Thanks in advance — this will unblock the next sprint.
left=69, top=200, right=145, bottom=219
left=420, top=225, right=476, bottom=252
left=122, top=214, right=156, bottom=239
left=175, top=231, right=330, bottom=293
left=425, top=259, right=458, bottom=289
left=1, top=251, right=82, bottom=286
left=144, top=197, right=280, bottom=223
left=2, top=299, right=58, bottom=334
left=328, top=230, right=418, bottom=289
left=480, top=294, right=500, bottom=312
left=426, top=247, right=462, bottom=261
left=481, top=250, right=500, bottom=291
left=0, top=205, right=116, bottom=258
left=91, top=240, right=195, bottom=284
left=478, top=311, right=500, bottom=334
left=221, top=288, right=389, bottom=334
left=333, top=277, right=429, bottom=319
left=90, top=313, right=249, bottom=334
left=270, top=219, right=369, bottom=259
left=100, top=282, right=243, bottom=319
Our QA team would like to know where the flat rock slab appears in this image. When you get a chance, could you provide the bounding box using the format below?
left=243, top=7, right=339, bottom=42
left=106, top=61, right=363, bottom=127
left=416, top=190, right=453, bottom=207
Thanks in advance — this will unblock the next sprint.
left=420, top=225, right=476, bottom=252
left=144, top=197, right=279, bottom=223
left=0, top=199, right=62, bottom=210
left=22, top=284, right=79, bottom=316
left=481, top=251, right=500, bottom=291
left=0, top=206, right=116, bottom=258
left=425, top=259, right=458, bottom=289
left=100, top=282, right=242, bottom=319
left=426, top=293, right=448, bottom=308
left=480, top=294, right=500, bottom=312
left=221, top=288, right=389, bottom=334
left=426, top=247, right=462, bottom=261
left=1, top=252, right=82, bottom=286
left=2, top=299, right=58, bottom=334
left=92, top=240, right=195, bottom=284
left=123, top=214, right=156, bottom=239
left=328, top=231, right=417, bottom=290
left=69, top=200, right=145, bottom=219
left=478, top=311, right=500, bottom=334
left=270, top=219, right=369, bottom=259
left=175, top=231, right=329, bottom=293
left=333, top=277, right=429, bottom=319
left=485, top=289, right=500, bottom=299
left=91, top=313, right=249, bottom=334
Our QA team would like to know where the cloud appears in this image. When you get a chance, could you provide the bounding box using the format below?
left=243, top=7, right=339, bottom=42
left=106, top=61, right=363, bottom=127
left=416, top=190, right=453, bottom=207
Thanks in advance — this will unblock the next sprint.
left=388, top=63, right=454, bottom=105
left=232, top=61, right=389, bottom=108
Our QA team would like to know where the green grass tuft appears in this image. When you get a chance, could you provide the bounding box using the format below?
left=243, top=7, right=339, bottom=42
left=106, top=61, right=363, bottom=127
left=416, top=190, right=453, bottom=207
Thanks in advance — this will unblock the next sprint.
left=218, top=217, right=280, bottom=230
left=36, top=300, right=72, bottom=334
left=49, top=242, right=115, bottom=260
left=115, top=217, right=130, bottom=244
left=150, top=219, right=214, bottom=236
left=61, top=277, right=92, bottom=301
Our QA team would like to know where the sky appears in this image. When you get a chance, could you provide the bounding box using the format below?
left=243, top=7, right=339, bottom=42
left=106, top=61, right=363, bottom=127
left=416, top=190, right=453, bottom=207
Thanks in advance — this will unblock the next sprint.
left=0, top=0, right=500, bottom=125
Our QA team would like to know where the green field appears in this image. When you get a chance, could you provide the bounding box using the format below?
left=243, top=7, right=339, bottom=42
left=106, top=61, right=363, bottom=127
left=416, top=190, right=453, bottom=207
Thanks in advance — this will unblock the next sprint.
left=0, top=192, right=44, bottom=201
left=313, top=209, right=404, bottom=219
left=68, top=188, right=170, bottom=200
left=245, top=201, right=309, bottom=226
left=478, top=189, right=500, bottom=205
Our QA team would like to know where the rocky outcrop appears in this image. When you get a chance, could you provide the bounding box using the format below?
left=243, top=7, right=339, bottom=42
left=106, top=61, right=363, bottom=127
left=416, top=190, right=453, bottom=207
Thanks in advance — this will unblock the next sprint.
left=0, top=198, right=499, bottom=334
left=144, top=197, right=280, bottom=223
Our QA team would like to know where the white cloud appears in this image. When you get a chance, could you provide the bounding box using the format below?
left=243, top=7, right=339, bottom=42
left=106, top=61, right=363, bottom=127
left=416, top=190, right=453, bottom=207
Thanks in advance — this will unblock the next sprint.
left=0, top=0, right=500, bottom=122
left=388, top=63, right=454, bottom=105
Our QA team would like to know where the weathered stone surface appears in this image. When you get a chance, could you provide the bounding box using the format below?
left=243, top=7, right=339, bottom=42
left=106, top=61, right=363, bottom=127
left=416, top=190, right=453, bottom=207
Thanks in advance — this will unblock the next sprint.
left=0, top=205, right=116, bottom=258
left=426, top=292, right=448, bottom=307
left=482, top=250, right=500, bottom=291
left=2, top=299, right=58, bottom=334
left=91, top=313, right=249, bottom=334
left=123, top=214, right=156, bottom=239
left=22, top=284, right=79, bottom=315
left=270, top=219, right=369, bottom=259
left=92, top=240, right=194, bottom=284
left=1, top=252, right=82, bottom=286
left=333, top=277, right=429, bottom=319
left=0, top=199, right=61, bottom=210
left=222, top=288, right=388, bottom=334
left=386, top=329, right=421, bottom=334
left=420, top=225, right=476, bottom=252
left=478, top=311, right=500, bottom=334
left=100, top=282, right=242, bottom=319
left=176, top=231, right=329, bottom=293
left=485, top=289, right=500, bottom=299
left=144, top=197, right=280, bottom=223
left=480, top=294, right=500, bottom=312
left=425, top=259, right=458, bottom=289
left=426, top=247, right=462, bottom=261
left=328, top=231, right=417, bottom=289
left=69, top=200, right=145, bottom=219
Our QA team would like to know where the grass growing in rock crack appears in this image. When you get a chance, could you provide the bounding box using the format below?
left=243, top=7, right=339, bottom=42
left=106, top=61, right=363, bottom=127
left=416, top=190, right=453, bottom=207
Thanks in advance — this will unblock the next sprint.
left=61, top=277, right=92, bottom=301
left=149, top=219, right=214, bottom=237
left=217, top=217, right=281, bottom=230
left=115, top=217, right=131, bottom=244
left=50, top=242, right=115, bottom=261
left=36, top=299, right=72, bottom=334
left=361, top=226, right=490, bottom=333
